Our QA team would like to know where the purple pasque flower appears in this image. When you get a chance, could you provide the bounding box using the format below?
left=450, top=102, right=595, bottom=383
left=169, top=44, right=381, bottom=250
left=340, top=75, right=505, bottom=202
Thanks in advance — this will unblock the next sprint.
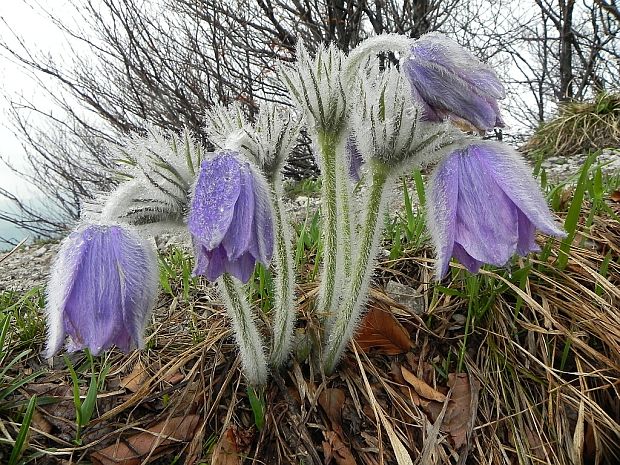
left=404, top=32, right=505, bottom=131
left=44, top=224, right=159, bottom=358
left=427, top=141, right=566, bottom=278
left=188, top=151, right=274, bottom=283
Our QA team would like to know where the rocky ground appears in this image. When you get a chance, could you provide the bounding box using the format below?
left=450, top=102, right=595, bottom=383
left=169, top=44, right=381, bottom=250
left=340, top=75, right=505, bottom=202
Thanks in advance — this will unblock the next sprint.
left=1, top=148, right=618, bottom=293
left=539, top=148, right=620, bottom=182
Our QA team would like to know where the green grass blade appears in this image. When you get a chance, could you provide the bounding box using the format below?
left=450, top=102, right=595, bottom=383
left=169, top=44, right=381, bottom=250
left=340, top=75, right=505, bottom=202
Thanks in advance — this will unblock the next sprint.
left=557, top=151, right=598, bottom=269
left=64, top=356, right=83, bottom=424
left=413, top=169, right=426, bottom=207
left=247, top=386, right=265, bottom=431
left=8, top=395, right=37, bottom=465
left=0, top=314, right=10, bottom=359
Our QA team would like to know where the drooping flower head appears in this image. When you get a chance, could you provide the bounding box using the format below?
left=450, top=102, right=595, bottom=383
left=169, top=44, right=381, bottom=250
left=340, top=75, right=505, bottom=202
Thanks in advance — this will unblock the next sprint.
left=404, top=32, right=505, bottom=131
left=428, top=141, right=566, bottom=278
left=44, top=224, right=159, bottom=358
left=188, top=151, right=274, bottom=283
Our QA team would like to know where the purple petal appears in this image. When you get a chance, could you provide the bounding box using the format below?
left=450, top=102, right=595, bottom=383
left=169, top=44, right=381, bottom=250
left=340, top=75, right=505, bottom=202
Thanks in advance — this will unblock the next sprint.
left=189, top=153, right=242, bottom=249
left=199, top=245, right=227, bottom=282
left=44, top=229, right=89, bottom=357
left=404, top=62, right=500, bottom=130
left=224, top=252, right=257, bottom=283
left=427, top=152, right=460, bottom=278
left=45, top=224, right=158, bottom=357
left=413, top=33, right=505, bottom=99
left=475, top=142, right=567, bottom=237
left=516, top=210, right=541, bottom=255
left=406, top=32, right=505, bottom=130
left=452, top=243, right=483, bottom=274
left=453, top=151, right=518, bottom=266
left=193, top=245, right=257, bottom=283
left=222, top=164, right=255, bottom=259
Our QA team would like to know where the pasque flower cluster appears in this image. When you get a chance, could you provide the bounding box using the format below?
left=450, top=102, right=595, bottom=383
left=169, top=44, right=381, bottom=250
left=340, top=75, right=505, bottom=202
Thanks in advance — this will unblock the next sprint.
left=44, top=33, right=565, bottom=384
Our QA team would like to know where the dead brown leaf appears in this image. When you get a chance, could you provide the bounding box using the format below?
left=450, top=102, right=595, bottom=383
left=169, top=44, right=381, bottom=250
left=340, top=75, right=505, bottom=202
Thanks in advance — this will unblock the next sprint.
left=442, top=373, right=473, bottom=449
left=401, top=366, right=446, bottom=402
left=31, top=410, right=53, bottom=434
left=610, top=190, right=620, bottom=202
left=165, top=371, right=185, bottom=385
left=210, top=426, right=254, bottom=465
left=120, top=362, right=148, bottom=393
left=322, top=431, right=356, bottom=465
left=319, top=388, right=346, bottom=436
left=356, top=305, right=413, bottom=355
left=90, top=415, right=200, bottom=465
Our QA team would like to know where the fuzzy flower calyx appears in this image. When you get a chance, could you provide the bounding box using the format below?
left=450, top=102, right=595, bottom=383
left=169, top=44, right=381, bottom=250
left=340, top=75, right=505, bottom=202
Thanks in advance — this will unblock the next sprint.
left=353, top=68, right=465, bottom=170
left=404, top=32, right=505, bottom=131
left=280, top=43, right=347, bottom=135
left=44, top=224, right=159, bottom=358
left=188, top=151, right=275, bottom=283
left=427, top=141, right=566, bottom=278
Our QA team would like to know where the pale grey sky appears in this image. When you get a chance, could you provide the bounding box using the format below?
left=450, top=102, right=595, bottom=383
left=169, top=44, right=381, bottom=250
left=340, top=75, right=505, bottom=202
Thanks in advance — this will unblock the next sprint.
left=0, top=1, right=74, bottom=200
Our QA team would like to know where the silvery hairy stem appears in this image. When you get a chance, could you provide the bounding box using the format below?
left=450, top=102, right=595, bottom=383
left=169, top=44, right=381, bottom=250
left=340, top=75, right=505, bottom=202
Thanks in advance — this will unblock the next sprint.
left=269, top=182, right=296, bottom=368
left=316, top=130, right=340, bottom=320
left=218, top=273, right=268, bottom=385
left=323, top=161, right=390, bottom=373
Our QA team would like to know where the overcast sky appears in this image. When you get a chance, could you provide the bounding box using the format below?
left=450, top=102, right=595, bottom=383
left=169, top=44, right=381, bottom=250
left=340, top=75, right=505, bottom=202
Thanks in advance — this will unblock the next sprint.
left=0, top=1, right=74, bottom=200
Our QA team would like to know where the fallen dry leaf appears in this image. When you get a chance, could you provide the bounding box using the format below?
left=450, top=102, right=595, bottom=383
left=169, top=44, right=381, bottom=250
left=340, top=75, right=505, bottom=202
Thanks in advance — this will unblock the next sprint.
left=356, top=305, right=413, bottom=355
left=31, top=410, right=53, bottom=434
left=391, top=363, right=421, bottom=406
left=610, top=190, right=620, bottom=202
left=319, top=388, right=346, bottom=436
left=322, top=431, right=356, bottom=465
left=401, top=366, right=446, bottom=403
left=442, top=373, right=475, bottom=449
left=210, top=426, right=254, bottom=465
left=90, top=415, right=200, bottom=465
left=165, top=371, right=185, bottom=385
left=120, top=362, right=148, bottom=393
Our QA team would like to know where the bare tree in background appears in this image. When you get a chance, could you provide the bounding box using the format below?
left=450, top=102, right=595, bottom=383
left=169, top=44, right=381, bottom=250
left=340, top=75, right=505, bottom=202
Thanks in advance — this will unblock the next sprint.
left=1, top=0, right=468, bottom=240
left=496, top=0, right=620, bottom=128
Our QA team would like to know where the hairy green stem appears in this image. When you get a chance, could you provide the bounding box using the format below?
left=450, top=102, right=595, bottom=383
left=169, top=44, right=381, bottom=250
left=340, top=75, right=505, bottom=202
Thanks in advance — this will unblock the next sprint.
left=337, top=160, right=353, bottom=275
left=269, top=184, right=296, bottom=368
left=218, top=273, right=268, bottom=385
left=323, top=163, right=389, bottom=374
left=316, top=130, right=342, bottom=320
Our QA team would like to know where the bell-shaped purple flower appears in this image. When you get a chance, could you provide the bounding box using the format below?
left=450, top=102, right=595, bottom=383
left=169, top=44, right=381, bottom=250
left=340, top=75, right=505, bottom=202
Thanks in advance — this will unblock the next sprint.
left=428, top=141, right=566, bottom=278
left=188, top=151, right=274, bottom=283
left=404, top=32, right=505, bottom=131
left=44, top=224, right=159, bottom=358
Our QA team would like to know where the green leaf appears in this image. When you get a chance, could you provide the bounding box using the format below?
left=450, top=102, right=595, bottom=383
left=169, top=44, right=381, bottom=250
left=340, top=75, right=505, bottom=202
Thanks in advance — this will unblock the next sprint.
left=247, top=384, right=265, bottom=431
left=557, top=151, right=598, bottom=269
left=592, top=166, right=603, bottom=200
left=412, top=169, right=426, bottom=207
left=8, top=395, right=37, bottom=465
left=64, top=356, right=83, bottom=426
left=80, top=373, right=99, bottom=426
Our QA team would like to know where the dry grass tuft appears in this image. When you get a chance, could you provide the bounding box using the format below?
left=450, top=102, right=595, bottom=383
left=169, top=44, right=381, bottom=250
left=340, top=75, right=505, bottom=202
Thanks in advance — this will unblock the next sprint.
left=523, top=92, right=620, bottom=158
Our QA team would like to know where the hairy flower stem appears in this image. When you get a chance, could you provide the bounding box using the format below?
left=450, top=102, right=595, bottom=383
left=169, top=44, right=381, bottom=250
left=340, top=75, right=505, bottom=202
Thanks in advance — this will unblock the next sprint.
left=316, top=130, right=343, bottom=320
left=337, top=162, right=353, bottom=275
left=323, top=163, right=389, bottom=374
left=218, top=273, right=268, bottom=385
left=269, top=184, right=296, bottom=368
